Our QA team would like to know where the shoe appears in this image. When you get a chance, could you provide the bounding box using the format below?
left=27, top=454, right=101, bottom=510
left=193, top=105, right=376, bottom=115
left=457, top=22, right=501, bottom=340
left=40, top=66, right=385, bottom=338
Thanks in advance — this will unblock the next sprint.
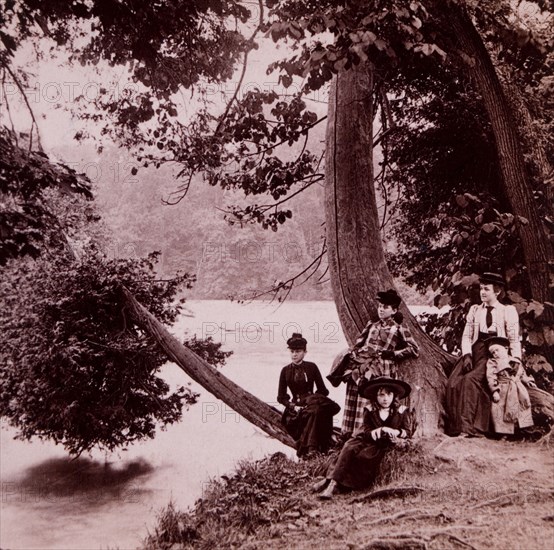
left=319, top=480, right=337, bottom=500
left=312, top=478, right=330, bottom=493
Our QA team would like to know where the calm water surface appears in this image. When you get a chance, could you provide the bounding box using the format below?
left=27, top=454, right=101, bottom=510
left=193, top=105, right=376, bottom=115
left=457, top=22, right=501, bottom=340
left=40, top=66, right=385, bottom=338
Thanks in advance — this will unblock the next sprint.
left=0, top=300, right=349, bottom=549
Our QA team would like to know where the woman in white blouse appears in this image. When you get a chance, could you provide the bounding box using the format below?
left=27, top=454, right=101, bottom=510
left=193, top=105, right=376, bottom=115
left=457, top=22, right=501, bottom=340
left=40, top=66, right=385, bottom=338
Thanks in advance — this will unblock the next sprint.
left=445, top=272, right=521, bottom=436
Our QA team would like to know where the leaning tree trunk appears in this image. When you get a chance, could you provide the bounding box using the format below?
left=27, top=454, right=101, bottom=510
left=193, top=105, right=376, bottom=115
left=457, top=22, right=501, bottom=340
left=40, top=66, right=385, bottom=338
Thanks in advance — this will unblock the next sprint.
left=120, top=286, right=296, bottom=449
left=325, top=63, right=453, bottom=435
left=436, top=1, right=552, bottom=303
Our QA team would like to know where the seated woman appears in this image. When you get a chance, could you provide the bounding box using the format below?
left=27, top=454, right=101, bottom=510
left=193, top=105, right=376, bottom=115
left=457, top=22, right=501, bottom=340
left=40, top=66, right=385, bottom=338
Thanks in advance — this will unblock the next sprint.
left=445, top=272, right=521, bottom=437
left=485, top=336, right=535, bottom=436
left=277, top=333, right=340, bottom=458
left=314, top=377, right=414, bottom=499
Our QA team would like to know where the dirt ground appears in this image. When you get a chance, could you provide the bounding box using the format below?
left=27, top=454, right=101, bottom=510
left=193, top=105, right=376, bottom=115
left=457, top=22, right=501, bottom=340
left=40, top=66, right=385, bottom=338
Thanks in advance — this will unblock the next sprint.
left=238, top=436, right=554, bottom=550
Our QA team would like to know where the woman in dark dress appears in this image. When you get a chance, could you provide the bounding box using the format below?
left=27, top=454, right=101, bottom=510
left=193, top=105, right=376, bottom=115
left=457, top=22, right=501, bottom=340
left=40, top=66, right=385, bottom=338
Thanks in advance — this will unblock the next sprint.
left=277, top=333, right=340, bottom=457
left=314, top=377, right=414, bottom=499
left=445, top=272, right=522, bottom=437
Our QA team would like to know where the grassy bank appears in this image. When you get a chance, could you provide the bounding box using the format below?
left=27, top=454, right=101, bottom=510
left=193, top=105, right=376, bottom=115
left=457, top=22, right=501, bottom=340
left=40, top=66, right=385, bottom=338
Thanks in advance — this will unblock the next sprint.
left=143, top=436, right=554, bottom=550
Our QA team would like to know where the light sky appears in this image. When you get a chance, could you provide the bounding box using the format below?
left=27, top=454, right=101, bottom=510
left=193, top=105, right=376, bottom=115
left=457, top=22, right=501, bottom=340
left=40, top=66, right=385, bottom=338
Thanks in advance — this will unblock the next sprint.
left=2, top=19, right=329, bottom=157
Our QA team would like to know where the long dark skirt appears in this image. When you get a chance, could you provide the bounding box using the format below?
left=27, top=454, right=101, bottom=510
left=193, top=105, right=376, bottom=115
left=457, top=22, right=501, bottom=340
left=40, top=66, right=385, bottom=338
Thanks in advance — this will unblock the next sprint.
left=327, top=435, right=389, bottom=490
left=445, top=339, right=491, bottom=435
left=282, top=394, right=340, bottom=456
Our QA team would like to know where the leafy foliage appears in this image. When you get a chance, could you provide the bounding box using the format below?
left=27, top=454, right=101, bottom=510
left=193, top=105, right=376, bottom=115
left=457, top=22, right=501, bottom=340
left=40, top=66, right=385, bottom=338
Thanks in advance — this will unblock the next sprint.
left=372, top=6, right=553, bottom=371
left=0, top=250, right=202, bottom=455
left=0, top=132, right=234, bottom=455
left=1, top=1, right=250, bottom=89
left=0, top=127, right=92, bottom=264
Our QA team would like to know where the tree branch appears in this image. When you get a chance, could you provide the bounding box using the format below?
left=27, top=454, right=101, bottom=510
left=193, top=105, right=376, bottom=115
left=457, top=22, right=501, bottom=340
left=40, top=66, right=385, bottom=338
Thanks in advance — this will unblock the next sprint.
left=1, top=62, right=44, bottom=152
left=235, top=240, right=327, bottom=303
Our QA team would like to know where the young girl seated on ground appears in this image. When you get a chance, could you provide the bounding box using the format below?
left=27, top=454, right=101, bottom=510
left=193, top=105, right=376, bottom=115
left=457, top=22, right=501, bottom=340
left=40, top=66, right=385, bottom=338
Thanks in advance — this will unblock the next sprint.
left=485, top=336, right=535, bottom=436
left=313, top=376, right=414, bottom=499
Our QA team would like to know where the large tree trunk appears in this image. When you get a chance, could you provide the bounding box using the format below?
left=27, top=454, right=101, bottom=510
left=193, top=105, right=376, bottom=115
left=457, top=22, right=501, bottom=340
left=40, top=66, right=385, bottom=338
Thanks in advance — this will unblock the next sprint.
left=120, top=286, right=296, bottom=449
left=503, top=82, right=553, bottom=211
left=436, top=1, right=552, bottom=303
left=324, top=64, right=453, bottom=435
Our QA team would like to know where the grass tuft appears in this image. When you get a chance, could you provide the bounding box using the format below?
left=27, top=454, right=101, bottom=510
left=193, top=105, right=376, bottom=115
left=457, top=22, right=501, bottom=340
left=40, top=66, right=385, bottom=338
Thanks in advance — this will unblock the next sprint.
left=376, top=440, right=439, bottom=487
left=142, top=452, right=322, bottom=549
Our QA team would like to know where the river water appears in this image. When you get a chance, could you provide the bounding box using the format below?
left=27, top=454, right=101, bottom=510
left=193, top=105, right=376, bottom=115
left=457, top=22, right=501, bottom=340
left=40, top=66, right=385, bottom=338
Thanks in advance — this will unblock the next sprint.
left=1, top=300, right=351, bottom=550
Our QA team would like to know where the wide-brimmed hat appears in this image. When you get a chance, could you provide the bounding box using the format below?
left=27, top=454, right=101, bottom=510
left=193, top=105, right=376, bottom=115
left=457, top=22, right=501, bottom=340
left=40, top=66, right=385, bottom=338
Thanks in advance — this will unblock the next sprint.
left=376, top=289, right=402, bottom=309
left=484, top=336, right=510, bottom=349
left=479, top=272, right=505, bottom=286
left=287, top=333, right=307, bottom=349
left=359, top=376, right=411, bottom=400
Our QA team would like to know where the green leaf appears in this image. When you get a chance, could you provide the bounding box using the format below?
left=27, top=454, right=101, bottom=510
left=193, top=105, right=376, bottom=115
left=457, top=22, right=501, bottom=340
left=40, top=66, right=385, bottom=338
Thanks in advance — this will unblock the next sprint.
left=351, top=44, right=368, bottom=62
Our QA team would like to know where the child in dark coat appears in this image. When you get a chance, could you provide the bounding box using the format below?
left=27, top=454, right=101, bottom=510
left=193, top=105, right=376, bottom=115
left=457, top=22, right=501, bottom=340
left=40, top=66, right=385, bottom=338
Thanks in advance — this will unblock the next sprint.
left=314, top=377, right=414, bottom=499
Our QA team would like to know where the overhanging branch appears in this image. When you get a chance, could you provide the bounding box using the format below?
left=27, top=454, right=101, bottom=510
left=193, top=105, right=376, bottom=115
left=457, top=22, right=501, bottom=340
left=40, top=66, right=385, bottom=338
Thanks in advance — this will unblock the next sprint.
left=119, top=285, right=296, bottom=448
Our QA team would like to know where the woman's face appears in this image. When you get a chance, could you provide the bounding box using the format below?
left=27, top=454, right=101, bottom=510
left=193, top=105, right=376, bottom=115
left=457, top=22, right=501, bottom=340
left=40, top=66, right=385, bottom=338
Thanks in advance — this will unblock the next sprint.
left=289, top=348, right=306, bottom=364
left=378, top=303, right=396, bottom=321
left=376, top=387, right=395, bottom=409
left=480, top=283, right=500, bottom=304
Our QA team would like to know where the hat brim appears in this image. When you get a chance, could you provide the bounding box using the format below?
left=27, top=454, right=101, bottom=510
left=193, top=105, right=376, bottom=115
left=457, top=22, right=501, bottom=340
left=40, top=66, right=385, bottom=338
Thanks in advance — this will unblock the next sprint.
left=479, top=273, right=505, bottom=286
left=484, top=336, right=510, bottom=348
left=359, top=377, right=411, bottom=400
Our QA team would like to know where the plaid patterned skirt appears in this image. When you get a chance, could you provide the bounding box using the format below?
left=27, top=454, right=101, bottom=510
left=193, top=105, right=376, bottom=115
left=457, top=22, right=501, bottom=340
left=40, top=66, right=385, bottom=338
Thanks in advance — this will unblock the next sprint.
left=341, top=358, right=397, bottom=435
left=341, top=381, right=371, bottom=435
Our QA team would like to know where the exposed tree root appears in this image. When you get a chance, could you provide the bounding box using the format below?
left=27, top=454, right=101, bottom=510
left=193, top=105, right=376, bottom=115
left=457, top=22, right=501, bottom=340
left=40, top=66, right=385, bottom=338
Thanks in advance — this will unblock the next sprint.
left=471, top=488, right=554, bottom=509
left=363, top=531, right=478, bottom=550
left=350, top=486, right=424, bottom=503
left=360, top=508, right=448, bottom=527
left=470, top=491, right=520, bottom=509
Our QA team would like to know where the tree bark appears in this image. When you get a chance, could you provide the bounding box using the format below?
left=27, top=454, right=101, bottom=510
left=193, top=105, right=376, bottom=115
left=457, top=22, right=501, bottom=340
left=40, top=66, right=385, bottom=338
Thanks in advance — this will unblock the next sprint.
left=436, top=1, right=552, bottom=302
left=120, top=286, right=296, bottom=449
left=324, top=64, right=453, bottom=435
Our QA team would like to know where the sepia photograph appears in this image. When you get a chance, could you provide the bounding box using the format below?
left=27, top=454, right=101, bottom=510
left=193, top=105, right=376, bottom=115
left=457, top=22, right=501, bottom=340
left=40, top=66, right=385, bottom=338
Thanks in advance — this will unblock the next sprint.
left=0, top=1, right=553, bottom=549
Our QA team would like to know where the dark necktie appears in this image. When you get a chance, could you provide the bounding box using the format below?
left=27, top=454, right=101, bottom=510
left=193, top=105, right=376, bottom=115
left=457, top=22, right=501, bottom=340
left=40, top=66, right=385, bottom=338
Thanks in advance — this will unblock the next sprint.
left=486, top=306, right=493, bottom=329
